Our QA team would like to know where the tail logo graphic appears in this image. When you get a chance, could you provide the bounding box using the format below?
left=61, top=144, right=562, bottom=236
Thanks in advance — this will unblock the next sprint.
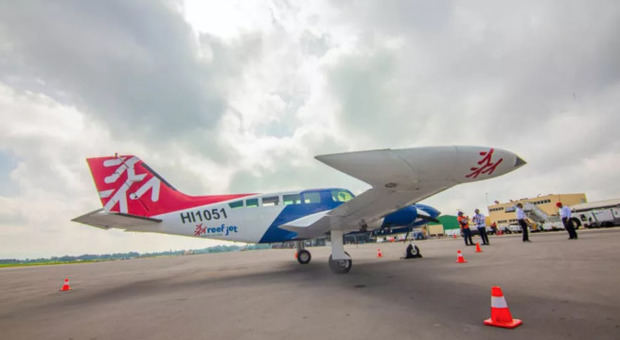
left=99, top=156, right=161, bottom=213
left=88, top=154, right=254, bottom=216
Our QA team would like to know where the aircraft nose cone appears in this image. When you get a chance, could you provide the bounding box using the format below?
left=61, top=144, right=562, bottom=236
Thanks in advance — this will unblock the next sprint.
left=514, top=156, right=527, bottom=168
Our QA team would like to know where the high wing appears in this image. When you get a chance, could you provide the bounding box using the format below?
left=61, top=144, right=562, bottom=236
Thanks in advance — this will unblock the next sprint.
left=281, top=146, right=526, bottom=238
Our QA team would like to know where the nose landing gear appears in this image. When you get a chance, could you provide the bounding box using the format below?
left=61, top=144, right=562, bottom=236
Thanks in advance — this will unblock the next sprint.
left=405, top=243, right=422, bottom=259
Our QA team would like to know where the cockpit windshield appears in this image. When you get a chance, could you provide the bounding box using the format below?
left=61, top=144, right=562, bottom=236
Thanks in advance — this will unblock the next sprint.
left=331, top=189, right=354, bottom=202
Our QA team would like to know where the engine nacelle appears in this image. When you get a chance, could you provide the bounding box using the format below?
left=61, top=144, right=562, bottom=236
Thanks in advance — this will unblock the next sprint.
left=358, top=204, right=440, bottom=234
left=382, top=204, right=441, bottom=228
left=383, top=206, right=418, bottom=226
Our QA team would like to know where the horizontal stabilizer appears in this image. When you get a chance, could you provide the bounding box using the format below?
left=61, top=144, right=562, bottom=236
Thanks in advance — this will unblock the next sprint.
left=72, top=209, right=161, bottom=230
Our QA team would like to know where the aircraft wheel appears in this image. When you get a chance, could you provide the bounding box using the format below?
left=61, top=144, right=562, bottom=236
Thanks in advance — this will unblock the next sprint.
left=328, top=252, right=352, bottom=274
left=406, top=245, right=422, bottom=258
left=297, top=249, right=311, bottom=264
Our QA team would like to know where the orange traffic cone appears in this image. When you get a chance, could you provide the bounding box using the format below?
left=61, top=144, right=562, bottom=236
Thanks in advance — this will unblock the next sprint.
left=456, top=250, right=467, bottom=263
left=453, top=234, right=457, bottom=239
left=294, top=251, right=298, bottom=259
left=377, top=248, right=383, bottom=258
left=484, top=286, right=522, bottom=329
left=476, top=242, right=482, bottom=253
left=60, top=278, right=71, bottom=291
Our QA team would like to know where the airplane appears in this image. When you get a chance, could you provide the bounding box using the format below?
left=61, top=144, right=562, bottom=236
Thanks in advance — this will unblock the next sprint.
left=72, top=146, right=526, bottom=273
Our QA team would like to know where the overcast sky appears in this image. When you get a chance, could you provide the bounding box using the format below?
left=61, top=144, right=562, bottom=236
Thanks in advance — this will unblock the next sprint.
left=1, top=1, right=619, bottom=259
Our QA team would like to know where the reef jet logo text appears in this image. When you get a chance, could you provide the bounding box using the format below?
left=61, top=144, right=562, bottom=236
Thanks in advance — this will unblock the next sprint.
left=194, top=224, right=239, bottom=237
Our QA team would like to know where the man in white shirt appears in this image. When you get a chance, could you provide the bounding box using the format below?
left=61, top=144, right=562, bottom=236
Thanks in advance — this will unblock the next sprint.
left=472, top=209, right=489, bottom=245
left=557, top=202, right=578, bottom=239
left=515, top=203, right=531, bottom=242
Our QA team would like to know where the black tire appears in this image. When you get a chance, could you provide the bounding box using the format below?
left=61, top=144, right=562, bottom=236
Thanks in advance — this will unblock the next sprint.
left=571, top=218, right=582, bottom=230
left=297, top=249, right=311, bottom=264
left=328, top=251, right=352, bottom=274
left=406, top=245, right=422, bottom=258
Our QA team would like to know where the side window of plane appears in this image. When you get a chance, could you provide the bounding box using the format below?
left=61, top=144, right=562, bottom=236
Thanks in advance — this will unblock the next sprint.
left=302, top=192, right=321, bottom=204
left=262, top=196, right=279, bottom=206
left=245, top=198, right=259, bottom=208
left=229, top=201, right=243, bottom=209
left=283, top=194, right=301, bottom=205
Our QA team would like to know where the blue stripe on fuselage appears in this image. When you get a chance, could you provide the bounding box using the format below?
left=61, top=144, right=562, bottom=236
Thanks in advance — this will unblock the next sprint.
left=258, top=192, right=343, bottom=243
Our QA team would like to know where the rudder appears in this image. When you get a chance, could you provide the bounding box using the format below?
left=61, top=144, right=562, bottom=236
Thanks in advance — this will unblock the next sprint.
left=87, top=155, right=175, bottom=217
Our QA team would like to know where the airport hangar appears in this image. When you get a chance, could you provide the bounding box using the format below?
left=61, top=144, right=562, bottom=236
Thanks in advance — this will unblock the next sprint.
left=486, top=193, right=586, bottom=229
left=346, top=193, right=620, bottom=240
left=374, top=193, right=587, bottom=239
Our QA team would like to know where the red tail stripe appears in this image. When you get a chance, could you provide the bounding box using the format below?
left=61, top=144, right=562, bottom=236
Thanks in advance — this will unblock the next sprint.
left=87, top=155, right=254, bottom=217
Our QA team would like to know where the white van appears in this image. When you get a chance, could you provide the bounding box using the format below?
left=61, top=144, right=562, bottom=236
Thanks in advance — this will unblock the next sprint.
left=575, top=208, right=618, bottom=228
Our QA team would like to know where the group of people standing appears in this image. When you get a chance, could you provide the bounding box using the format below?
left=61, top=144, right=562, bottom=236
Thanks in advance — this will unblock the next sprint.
left=514, top=202, right=578, bottom=242
left=458, top=202, right=578, bottom=246
left=457, top=209, right=490, bottom=246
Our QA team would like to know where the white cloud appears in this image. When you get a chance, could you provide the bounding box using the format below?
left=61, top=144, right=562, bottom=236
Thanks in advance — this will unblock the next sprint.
left=0, top=83, right=231, bottom=258
left=0, top=1, right=619, bottom=258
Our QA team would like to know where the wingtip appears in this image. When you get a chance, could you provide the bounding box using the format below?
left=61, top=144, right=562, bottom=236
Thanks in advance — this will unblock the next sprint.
left=515, top=156, right=527, bottom=168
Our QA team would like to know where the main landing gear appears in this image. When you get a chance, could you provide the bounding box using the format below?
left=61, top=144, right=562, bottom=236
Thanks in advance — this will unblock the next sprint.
left=296, top=241, right=311, bottom=264
left=328, top=252, right=352, bottom=273
left=329, top=230, right=352, bottom=274
left=299, top=232, right=423, bottom=274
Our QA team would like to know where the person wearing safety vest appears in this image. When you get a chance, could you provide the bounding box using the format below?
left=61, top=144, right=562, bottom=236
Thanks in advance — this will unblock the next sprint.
left=457, top=211, right=473, bottom=246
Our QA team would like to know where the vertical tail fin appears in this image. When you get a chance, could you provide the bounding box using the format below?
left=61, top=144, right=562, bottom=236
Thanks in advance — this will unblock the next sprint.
left=86, top=155, right=252, bottom=217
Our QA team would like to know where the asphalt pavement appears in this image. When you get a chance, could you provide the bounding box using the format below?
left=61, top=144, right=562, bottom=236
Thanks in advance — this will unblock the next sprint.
left=1, top=228, right=619, bottom=340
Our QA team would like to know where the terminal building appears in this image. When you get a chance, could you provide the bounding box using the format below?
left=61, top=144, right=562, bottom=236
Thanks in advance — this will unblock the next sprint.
left=487, top=193, right=587, bottom=228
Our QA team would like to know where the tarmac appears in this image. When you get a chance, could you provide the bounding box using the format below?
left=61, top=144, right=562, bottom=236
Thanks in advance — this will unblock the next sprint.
left=1, top=228, right=620, bottom=340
